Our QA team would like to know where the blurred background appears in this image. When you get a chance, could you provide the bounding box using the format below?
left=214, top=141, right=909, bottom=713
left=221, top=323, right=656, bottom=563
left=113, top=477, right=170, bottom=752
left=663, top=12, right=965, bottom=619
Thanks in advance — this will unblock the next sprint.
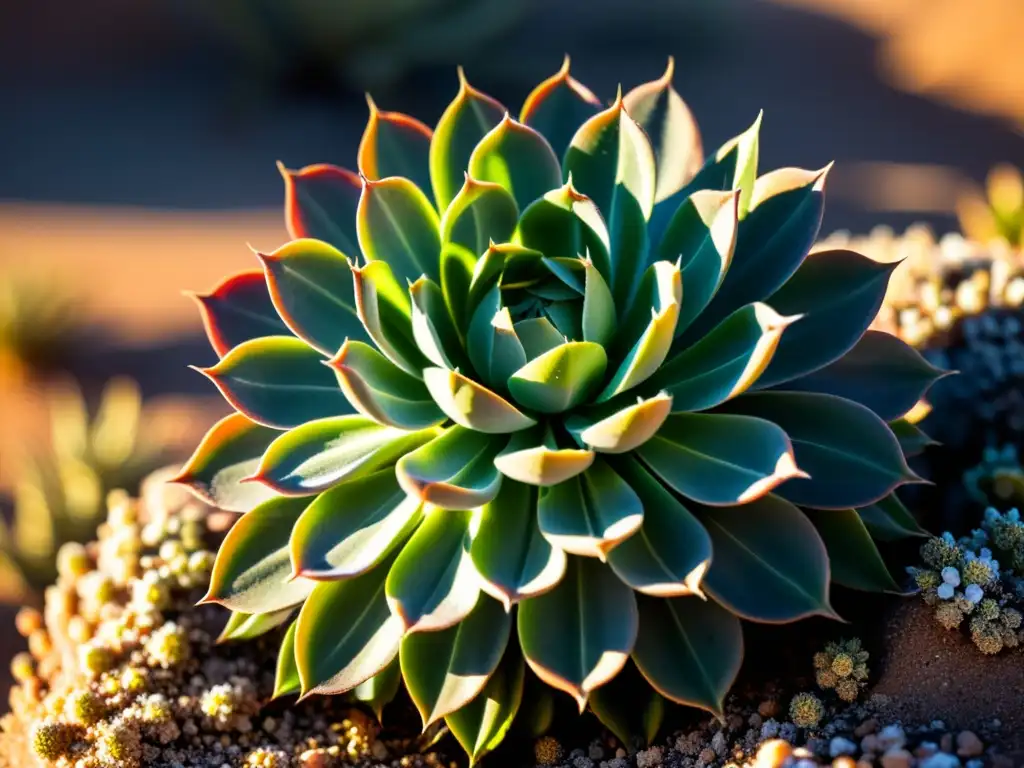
left=0, top=0, right=1021, bottom=613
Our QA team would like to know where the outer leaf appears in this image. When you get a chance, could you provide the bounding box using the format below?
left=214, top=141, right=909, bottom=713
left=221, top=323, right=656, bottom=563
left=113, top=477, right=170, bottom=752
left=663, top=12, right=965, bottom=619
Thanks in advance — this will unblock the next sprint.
left=396, top=426, right=504, bottom=509
left=446, top=643, right=525, bottom=766
left=756, top=249, right=898, bottom=388
left=353, top=657, right=402, bottom=722
left=858, top=493, right=928, bottom=541
left=468, top=115, right=561, bottom=212
left=652, top=303, right=798, bottom=412
left=357, top=176, right=442, bottom=286
left=566, top=392, right=672, bottom=455
left=467, top=289, right=528, bottom=393
left=518, top=556, right=638, bottom=710
left=430, top=69, right=506, bottom=211
left=690, top=165, right=828, bottom=337
left=605, top=456, right=712, bottom=597
left=508, top=341, right=607, bottom=413
left=386, top=508, right=480, bottom=633
left=352, top=260, right=428, bottom=376
left=804, top=508, right=901, bottom=592
left=494, top=425, right=594, bottom=486
left=520, top=55, right=602, bottom=161
left=289, top=469, right=421, bottom=580
left=189, top=270, right=287, bottom=358
left=471, top=480, right=567, bottom=608
left=723, top=391, right=919, bottom=509
left=295, top=553, right=403, bottom=696
left=588, top=662, right=666, bottom=748
left=778, top=331, right=948, bottom=422
left=203, top=496, right=314, bottom=614
left=357, top=97, right=432, bottom=194
left=423, top=367, right=536, bottom=434
left=401, top=595, right=511, bottom=727
left=273, top=621, right=301, bottom=699
left=172, top=412, right=278, bottom=512
left=328, top=340, right=446, bottom=430
left=252, top=415, right=434, bottom=495
left=623, top=57, right=703, bottom=204
left=654, top=190, right=738, bottom=335
left=638, top=412, right=805, bottom=506
left=693, top=494, right=835, bottom=621
left=194, top=336, right=351, bottom=429
left=632, top=595, right=743, bottom=717
left=281, top=162, right=362, bottom=255
left=513, top=317, right=564, bottom=360
left=517, top=181, right=611, bottom=280
left=537, top=459, right=643, bottom=560
left=410, top=276, right=466, bottom=369
left=259, top=238, right=364, bottom=356
left=889, top=417, right=936, bottom=458
left=217, top=608, right=293, bottom=643
left=579, top=256, right=616, bottom=346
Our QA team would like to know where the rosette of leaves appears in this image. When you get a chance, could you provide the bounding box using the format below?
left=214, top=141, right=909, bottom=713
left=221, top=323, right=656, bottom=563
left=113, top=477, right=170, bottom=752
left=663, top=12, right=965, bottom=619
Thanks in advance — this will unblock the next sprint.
left=178, top=57, right=944, bottom=761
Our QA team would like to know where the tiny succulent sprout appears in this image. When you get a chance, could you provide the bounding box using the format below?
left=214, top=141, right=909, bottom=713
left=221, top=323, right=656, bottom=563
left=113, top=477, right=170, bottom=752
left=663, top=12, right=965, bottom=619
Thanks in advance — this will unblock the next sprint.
left=177, top=56, right=943, bottom=760
left=31, top=720, right=74, bottom=761
left=534, top=735, right=564, bottom=765
left=813, top=638, right=868, bottom=702
left=788, top=693, right=824, bottom=729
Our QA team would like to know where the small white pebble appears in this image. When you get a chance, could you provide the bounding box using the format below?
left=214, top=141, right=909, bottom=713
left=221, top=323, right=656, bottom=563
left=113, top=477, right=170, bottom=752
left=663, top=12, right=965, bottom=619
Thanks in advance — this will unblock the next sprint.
left=829, top=736, right=857, bottom=758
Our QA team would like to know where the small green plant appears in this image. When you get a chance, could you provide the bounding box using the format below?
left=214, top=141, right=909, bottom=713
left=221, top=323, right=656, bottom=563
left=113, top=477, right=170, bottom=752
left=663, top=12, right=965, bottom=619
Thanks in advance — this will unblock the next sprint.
left=179, top=59, right=942, bottom=761
left=964, top=444, right=1024, bottom=508
left=958, top=164, right=1024, bottom=249
left=812, top=638, right=868, bottom=702
left=788, top=692, right=824, bottom=729
left=0, top=276, right=78, bottom=383
left=0, top=378, right=170, bottom=590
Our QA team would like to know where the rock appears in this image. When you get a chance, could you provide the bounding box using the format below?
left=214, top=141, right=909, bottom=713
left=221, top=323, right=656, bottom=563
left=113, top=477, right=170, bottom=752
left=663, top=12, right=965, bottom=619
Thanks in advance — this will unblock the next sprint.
left=930, top=720, right=947, bottom=731
left=940, top=733, right=954, bottom=753
left=830, top=737, right=857, bottom=758
left=792, top=747, right=814, bottom=759
left=920, top=754, right=962, bottom=768
left=752, top=739, right=792, bottom=768
left=699, top=747, right=716, bottom=764
left=760, top=719, right=780, bottom=740
left=588, top=742, right=605, bottom=761
left=914, top=741, right=939, bottom=758
left=727, top=714, right=744, bottom=732
left=615, top=748, right=626, bottom=758
left=711, top=731, right=728, bottom=756
left=832, top=759, right=857, bottom=768
left=956, top=731, right=984, bottom=758
left=635, top=747, right=662, bottom=768
left=759, top=699, right=781, bottom=719
left=748, top=713, right=763, bottom=729
left=854, top=719, right=879, bottom=738
left=860, top=734, right=880, bottom=754
left=878, top=725, right=907, bottom=751
left=880, top=747, right=913, bottom=768
left=794, top=760, right=817, bottom=768
left=965, top=760, right=984, bottom=768
left=370, top=741, right=388, bottom=760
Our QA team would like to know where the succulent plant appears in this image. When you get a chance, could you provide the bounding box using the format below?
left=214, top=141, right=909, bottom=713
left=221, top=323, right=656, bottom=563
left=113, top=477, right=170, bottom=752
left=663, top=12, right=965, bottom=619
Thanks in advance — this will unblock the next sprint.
left=0, top=378, right=170, bottom=591
left=179, top=58, right=944, bottom=761
left=0, top=275, right=78, bottom=384
left=958, top=164, right=1024, bottom=250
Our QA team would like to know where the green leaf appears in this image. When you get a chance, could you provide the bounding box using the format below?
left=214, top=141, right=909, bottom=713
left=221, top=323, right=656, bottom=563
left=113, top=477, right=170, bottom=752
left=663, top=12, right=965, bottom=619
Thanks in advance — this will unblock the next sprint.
left=357, top=98, right=433, bottom=195
left=632, top=595, right=743, bottom=717
left=778, top=331, right=948, bottom=422
left=446, top=643, right=525, bottom=765
left=508, top=341, right=607, bottom=413
left=352, top=260, right=428, bottom=377
left=804, top=508, right=901, bottom=592
left=357, top=176, right=442, bottom=286
left=566, top=392, right=672, bottom=455
left=468, top=115, right=562, bottom=212
left=520, top=55, right=602, bottom=161
left=423, top=367, right=536, bottom=434
left=353, top=656, right=402, bottom=722
left=857, top=493, right=927, bottom=541
left=597, top=261, right=682, bottom=402
left=692, top=495, right=835, bottom=622
left=538, top=458, right=643, bottom=560
left=653, top=190, right=738, bottom=336
left=690, top=165, right=827, bottom=337
left=410, top=276, right=467, bottom=369
left=518, top=556, right=638, bottom=710
left=386, top=508, right=480, bottom=633
left=401, top=595, right=511, bottom=727
left=190, top=270, right=288, bottom=358
left=217, top=608, right=293, bottom=643
left=328, top=340, right=447, bottom=430
left=494, top=424, right=594, bottom=486
left=295, top=553, right=403, bottom=696
left=517, top=181, right=611, bottom=280
left=430, top=70, right=506, bottom=211
left=577, top=256, right=616, bottom=346
left=888, top=417, right=936, bottom=458
left=281, top=163, right=362, bottom=256
left=638, top=412, right=805, bottom=506
left=724, top=391, right=919, bottom=509
left=651, top=303, right=798, bottom=412
left=623, top=57, right=703, bottom=204
left=755, top=249, right=897, bottom=388
left=273, top=621, right=301, bottom=699
left=172, top=412, right=279, bottom=512
left=195, top=336, right=351, bottom=429
left=467, top=287, right=528, bottom=394
left=471, top=480, right=567, bottom=608
left=513, top=317, right=565, bottom=360
left=396, top=426, right=505, bottom=509
left=289, top=469, right=421, bottom=580
left=564, top=93, right=656, bottom=310
left=252, top=415, right=434, bottom=495
left=203, top=496, right=314, bottom=614
left=588, top=662, right=666, bottom=748
left=258, top=238, right=364, bottom=356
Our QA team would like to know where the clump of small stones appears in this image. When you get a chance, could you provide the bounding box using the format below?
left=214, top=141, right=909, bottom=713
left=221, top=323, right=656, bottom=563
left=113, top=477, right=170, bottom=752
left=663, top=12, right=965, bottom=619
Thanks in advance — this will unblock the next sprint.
left=0, top=470, right=451, bottom=768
